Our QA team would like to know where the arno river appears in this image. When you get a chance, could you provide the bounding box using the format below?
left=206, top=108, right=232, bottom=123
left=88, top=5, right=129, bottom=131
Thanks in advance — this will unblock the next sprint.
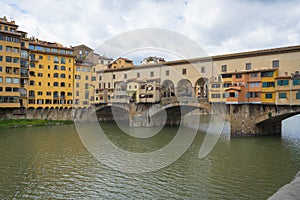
left=0, top=115, right=300, bottom=199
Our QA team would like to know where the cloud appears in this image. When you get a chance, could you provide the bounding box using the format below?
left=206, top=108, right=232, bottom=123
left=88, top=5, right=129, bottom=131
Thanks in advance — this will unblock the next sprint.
left=2, top=0, right=300, bottom=62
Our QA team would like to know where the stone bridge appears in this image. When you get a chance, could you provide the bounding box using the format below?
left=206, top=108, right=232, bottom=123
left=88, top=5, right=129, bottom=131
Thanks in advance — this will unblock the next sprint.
left=229, top=104, right=300, bottom=137
left=94, top=97, right=212, bottom=127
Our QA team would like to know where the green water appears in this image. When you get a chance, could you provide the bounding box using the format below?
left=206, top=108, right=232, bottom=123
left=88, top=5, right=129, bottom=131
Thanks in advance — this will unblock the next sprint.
left=0, top=116, right=300, bottom=199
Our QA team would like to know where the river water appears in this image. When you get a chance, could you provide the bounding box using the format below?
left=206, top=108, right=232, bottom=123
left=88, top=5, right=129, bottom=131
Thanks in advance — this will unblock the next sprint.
left=0, top=115, right=300, bottom=199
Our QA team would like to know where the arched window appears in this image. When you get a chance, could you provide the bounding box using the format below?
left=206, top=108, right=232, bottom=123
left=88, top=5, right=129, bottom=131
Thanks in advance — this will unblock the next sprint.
left=54, top=73, right=59, bottom=78
left=53, top=82, right=59, bottom=87
left=60, top=73, right=65, bottom=78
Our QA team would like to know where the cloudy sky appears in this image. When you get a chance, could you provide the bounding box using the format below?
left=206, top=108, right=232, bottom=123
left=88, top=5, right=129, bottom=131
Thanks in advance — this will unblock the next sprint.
left=3, top=0, right=300, bottom=63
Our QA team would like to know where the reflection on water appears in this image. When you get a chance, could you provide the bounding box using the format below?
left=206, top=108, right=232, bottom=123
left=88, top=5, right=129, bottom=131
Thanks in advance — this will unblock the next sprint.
left=0, top=115, right=299, bottom=199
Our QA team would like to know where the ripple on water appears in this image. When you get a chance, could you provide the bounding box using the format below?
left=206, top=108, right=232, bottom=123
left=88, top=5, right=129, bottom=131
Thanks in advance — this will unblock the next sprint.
left=0, top=122, right=300, bottom=199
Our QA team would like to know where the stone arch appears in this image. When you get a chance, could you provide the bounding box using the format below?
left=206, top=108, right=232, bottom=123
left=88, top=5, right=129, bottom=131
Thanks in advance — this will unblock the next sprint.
left=195, top=77, right=209, bottom=98
left=177, top=79, right=194, bottom=97
left=161, top=79, right=175, bottom=97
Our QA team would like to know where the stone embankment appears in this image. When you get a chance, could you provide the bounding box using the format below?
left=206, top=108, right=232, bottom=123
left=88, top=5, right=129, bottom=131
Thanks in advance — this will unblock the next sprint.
left=268, top=171, right=300, bottom=200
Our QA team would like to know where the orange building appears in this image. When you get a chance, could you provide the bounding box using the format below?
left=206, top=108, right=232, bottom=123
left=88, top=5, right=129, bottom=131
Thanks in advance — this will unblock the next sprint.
left=222, top=69, right=277, bottom=104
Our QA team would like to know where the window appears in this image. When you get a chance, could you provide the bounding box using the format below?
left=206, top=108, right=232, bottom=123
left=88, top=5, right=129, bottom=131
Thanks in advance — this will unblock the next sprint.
left=0, top=56, right=2, bottom=61
left=279, top=93, right=287, bottom=99
left=85, top=91, right=89, bottom=99
left=54, top=82, right=59, bottom=87
left=221, top=65, right=227, bottom=72
left=246, top=63, right=252, bottom=70
left=211, top=93, right=221, bottom=98
left=6, top=56, right=12, bottom=62
left=150, top=71, right=154, bottom=77
left=0, top=77, right=2, bottom=83
left=76, top=67, right=80, bottom=72
left=61, top=66, right=66, bottom=70
left=29, top=80, right=34, bottom=86
left=272, top=60, right=279, bottom=68
left=38, top=91, right=43, bottom=96
left=124, top=74, right=127, bottom=79
left=137, top=73, right=140, bottom=78
left=265, top=93, right=273, bottom=99
left=38, top=73, right=43, bottom=77
left=46, top=92, right=51, bottom=96
left=91, top=76, right=96, bottom=81
left=5, top=87, right=12, bottom=92
left=75, top=75, right=80, bottom=79
left=293, top=79, right=300, bottom=85
left=39, top=64, right=44, bottom=69
left=76, top=91, right=79, bottom=96
left=54, top=56, right=59, bottom=63
left=39, top=55, right=43, bottom=60
left=211, top=84, right=220, bottom=88
left=296, top=91, right=300, bottom=99
left=61, top=82, right=65, bottom=87
left=182, top=68, right=187, bottom=75
left=166, top=70, right=169, bottom=76
left=13, top=58, right=19, bottom=63
left=262, top=82, right=275, bottom=87
left=85, top=83, right=89, bottom=89
left=0, top=45, right=2, bottom=51
left=12, top=78, right=19, bottom=84
left=54, top=73, right=59, bottom=78
left=54, top=65, right=59, bottom=70
left=61, top=57, right=66, bottom=64
left=113, top=74, right=116, bottom=79
left=201, top=66, right=206, bottom=73
left=76, top=83, right=79, bottom=88
left=85, top=75, right=89, bottom=80
left=30, top=63, right=35, bottom=68
left=6, top=46, right=11, bottom=52
left=60, top=74, right=65, bottom=78
left=261, top=71, right=274, bottom=77
left=67, top=92, right=72, bottom=96
left=250, top=82, right=260, bottom=87
left=277, top=80, right=289, bottom=86
left=250, top=72, right=259, bottom=78
left=5, top=77, right=12, bottom=83
left=236, top=74, right=242, bottom=79
left=35, top=46, right=43, bottom=51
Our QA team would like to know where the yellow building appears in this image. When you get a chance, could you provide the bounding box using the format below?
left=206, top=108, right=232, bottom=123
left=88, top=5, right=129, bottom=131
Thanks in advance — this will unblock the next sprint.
left=19, top=31, right=30, bottom=109
left=27, top=38, right=74, bottom=108
left=108, top=57, right=133, bottom=69
left=261, top=69, right=277, bottom=104
left=0, top=17, right=22, bottom=108
left=74, top=62, right=93, bottom=107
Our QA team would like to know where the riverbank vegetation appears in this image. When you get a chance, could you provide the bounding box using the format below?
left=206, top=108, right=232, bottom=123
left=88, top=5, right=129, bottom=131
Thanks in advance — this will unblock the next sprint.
left=0, top=119, right=73, bottom=128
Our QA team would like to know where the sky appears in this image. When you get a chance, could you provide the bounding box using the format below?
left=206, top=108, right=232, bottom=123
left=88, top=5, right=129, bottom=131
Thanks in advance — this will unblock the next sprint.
left=3, top=0, right=300, bottom=63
